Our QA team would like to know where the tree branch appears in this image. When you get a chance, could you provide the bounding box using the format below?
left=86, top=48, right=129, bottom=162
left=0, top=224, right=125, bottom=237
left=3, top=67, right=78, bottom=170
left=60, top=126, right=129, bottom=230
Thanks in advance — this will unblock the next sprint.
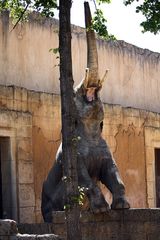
left=10, top=2, right=30, bottom=32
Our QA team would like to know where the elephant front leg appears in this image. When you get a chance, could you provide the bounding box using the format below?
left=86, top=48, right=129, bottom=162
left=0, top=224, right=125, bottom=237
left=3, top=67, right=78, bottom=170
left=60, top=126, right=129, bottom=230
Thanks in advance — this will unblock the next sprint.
left=86, top=184, right=109, bottom=213
left=100, top=155, right=130, bottom=209
left=78, top=159, right=109, bottom=213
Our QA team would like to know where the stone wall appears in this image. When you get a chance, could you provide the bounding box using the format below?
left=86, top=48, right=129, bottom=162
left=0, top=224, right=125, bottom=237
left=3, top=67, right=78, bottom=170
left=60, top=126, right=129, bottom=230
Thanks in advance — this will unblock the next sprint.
left=0, top=219, right=62, bottom=239
left=0, top=85, right=61, bottom=223
left=0, top=107, right=33, bottom=223
left=0, top=12, right=160, bottom=112
left=18, top=209, right=160, bottom=240
left=2, top=209, right=160, bottom=239
left=102, top=104, right=160, bottom=209
left=0, top=85, right=160, bottom=223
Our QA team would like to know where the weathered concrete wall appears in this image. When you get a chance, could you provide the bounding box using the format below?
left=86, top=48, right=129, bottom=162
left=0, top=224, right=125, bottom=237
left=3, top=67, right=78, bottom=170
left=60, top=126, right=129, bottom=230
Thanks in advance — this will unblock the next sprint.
left=0, top=12, right=160, bottom=112
left=18, top=209, right=160, bottom=240
left=0, top=85, right=160, bottom=223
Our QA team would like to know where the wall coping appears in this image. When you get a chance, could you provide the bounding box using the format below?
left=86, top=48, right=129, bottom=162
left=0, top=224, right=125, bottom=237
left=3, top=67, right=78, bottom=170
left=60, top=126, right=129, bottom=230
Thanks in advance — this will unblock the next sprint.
left=18, top=209, right=160, bottom=234
left=12, top=209, right=160, bottom=240
left=0, top=84, right=160, bottom=116
left=52, top=209, right=160, bottom=223
left=1, top=11, right=160, bottom=58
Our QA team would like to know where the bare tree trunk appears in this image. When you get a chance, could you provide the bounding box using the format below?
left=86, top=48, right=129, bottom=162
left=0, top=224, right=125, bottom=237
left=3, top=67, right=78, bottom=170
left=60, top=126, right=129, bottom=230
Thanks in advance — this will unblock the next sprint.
left=59, top=1, right=82, bottom=240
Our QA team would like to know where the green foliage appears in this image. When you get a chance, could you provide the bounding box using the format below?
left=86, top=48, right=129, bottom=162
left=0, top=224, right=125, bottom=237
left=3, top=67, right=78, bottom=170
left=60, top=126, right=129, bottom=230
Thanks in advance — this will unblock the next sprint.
left=123, top=0, right=135, bottom=4
left=33, top=0, right=57, bottom=17
left=0, top=0, right=159, bottom=34
left=92, top=8, right=116, bottom=40
left=64, top=204, right=71, bottom=210
left=0, top=0, right=29, bottom=22
left=96, top=0, right=111, bottom=3
left=0, top=0, right=58, bottom=21
left=124, top=0, right=160, bottom=34
left=49, top=47, right=60, bottom=67
left=63, top=186, right=85, bottom=210
left=78, top=186, right=85, bottom=206
left=49, top=47, right=59, bottom=54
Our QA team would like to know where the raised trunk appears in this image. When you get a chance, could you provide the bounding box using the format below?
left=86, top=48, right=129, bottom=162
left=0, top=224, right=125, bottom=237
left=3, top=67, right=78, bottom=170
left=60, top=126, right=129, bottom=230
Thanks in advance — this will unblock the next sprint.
left=84, top=1, right=99, bottom=86
left=59, top=1, right=82, bottom=239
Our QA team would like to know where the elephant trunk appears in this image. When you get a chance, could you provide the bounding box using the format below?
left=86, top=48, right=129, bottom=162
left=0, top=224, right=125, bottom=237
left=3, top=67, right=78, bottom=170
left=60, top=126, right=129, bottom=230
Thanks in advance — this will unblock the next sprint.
left=84, top=1, right=99, bottom=87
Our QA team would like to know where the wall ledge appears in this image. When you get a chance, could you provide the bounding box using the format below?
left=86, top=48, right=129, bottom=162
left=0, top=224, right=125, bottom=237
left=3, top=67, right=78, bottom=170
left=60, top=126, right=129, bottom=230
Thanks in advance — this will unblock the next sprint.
left=18, top=209, right=160, bottom=240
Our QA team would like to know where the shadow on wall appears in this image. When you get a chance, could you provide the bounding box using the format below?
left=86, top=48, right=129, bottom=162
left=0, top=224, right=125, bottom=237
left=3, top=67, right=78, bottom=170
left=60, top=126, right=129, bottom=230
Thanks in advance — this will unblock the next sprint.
left=32, top=126, right=61, bottom=223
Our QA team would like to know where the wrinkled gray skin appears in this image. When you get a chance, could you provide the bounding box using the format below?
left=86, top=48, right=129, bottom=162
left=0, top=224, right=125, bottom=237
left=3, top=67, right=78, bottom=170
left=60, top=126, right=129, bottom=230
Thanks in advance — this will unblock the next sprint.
left=41, top=82, right=130, bottom=222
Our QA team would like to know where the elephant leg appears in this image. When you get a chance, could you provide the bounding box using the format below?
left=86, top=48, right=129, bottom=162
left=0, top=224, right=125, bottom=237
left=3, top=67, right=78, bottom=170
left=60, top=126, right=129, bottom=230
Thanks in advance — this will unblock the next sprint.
left=41, top=161, right=64, bottom=222
left=78, top=159, right=109, bottom=213
left=42, top=180, right=65, bottom=222
left=100, top=153, right=130, bottom=209
left=41, top=185, right=53, bottom=222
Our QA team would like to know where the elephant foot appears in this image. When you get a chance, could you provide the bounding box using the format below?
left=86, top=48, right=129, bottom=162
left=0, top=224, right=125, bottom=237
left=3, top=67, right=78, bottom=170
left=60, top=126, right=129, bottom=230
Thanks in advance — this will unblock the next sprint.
left=111, top=196, right=130, bottom=210
left=43, top=211, right=53, bottom=223
left=91, top=204, right=109, bottom=214
left=90, top=195, right=110, bottom=213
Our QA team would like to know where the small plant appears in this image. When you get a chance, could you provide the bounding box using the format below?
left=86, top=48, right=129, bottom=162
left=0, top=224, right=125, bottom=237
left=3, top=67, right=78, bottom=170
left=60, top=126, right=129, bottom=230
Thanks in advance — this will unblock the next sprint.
left=78, top=186, right=86, bottom=206
left=64, top=204, right=71, bottom=210
left=49, top=47, right=60, bottom=67
left=49, top=47, right=59, bottom=54
left=63, top=186, right=86, bottom=210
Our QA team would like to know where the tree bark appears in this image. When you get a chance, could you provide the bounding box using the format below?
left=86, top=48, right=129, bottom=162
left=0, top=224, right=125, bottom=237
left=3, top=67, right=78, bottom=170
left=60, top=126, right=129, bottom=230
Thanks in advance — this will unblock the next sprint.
left=59, top=1, right=82, bottom=240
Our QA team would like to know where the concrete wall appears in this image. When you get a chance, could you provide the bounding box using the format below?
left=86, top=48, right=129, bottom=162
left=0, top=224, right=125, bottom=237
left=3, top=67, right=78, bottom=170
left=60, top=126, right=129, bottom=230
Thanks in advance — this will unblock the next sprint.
left=2, top=210, right=160, bottom=240
left=18, top=210, right=160, bottom=240
left=0, top=12, right=160, bottom=113
left=0, top=85, right=160, bottom=223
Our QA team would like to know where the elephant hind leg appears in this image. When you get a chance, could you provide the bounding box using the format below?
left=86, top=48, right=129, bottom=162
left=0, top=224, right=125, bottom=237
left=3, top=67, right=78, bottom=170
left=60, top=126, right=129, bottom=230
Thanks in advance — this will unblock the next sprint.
left=41, top=184, right=53, bottom=222
left=41, top=181, right=65, bottom=222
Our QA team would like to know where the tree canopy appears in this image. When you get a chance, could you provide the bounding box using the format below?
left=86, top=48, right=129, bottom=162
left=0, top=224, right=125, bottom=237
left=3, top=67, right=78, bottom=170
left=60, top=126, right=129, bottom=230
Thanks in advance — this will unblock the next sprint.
left=124, top=0, right=160, bottom=34
left=0, top=0, right=159, bottom=35
left=97, top=0, right=160, bottom=35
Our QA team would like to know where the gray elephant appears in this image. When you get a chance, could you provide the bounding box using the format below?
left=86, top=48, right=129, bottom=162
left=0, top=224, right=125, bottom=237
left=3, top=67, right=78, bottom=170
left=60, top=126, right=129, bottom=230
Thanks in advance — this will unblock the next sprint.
left=41, top=2, right=130, bottom=222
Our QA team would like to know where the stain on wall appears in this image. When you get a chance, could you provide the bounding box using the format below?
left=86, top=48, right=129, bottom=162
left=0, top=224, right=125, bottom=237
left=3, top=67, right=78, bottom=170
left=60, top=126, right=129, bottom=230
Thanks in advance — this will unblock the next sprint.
left=114, top=124, right=146, bottom=208
left=33, top=126, right=60, bottom=222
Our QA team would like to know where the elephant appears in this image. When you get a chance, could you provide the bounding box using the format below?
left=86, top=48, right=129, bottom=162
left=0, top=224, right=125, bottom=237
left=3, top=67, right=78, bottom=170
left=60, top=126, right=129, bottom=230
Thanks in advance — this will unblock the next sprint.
left=41, top=1, right=130, bottom=222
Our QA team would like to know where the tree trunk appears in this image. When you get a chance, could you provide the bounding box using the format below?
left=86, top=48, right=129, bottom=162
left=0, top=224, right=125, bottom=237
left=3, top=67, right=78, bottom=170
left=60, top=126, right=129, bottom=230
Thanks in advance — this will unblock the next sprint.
left=59, top=1, right=82, bottom=240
